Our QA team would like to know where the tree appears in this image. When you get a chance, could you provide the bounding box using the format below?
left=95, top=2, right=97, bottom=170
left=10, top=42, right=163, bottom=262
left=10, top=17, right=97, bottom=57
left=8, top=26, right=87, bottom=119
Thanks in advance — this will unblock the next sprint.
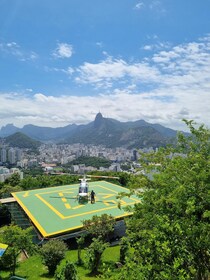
left=85, top=237, right=108, bottom=274
left=83, top=214, right=116, bottom=274
left=119, top=237, right=129, bottom=265
left=40, top=239, right=67, bottom=275
left=83, top=214, right=116, bottom=241
left=76, top=234, right=85, bottom=265
left=55, top=261, right=79, bottom=280
left=0, top=185, right=22, bottom=198
left=118, top=172, right=131, bottom=186
left=19, top=176, right=39, bottom=190
left=69, top=156, right=112, bottom=169
left=4, top=173, right=21, bottom=187
left=0, top=224, right=35, bottom=276
left=117, top=121, right=210, bottom=280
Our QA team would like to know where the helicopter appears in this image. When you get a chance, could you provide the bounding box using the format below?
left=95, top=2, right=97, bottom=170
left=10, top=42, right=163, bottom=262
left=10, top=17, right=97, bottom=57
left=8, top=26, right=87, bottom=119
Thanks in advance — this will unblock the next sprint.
left=77, top=175, right=90, bottom=202
left=77, top=174, right=120, bottom=203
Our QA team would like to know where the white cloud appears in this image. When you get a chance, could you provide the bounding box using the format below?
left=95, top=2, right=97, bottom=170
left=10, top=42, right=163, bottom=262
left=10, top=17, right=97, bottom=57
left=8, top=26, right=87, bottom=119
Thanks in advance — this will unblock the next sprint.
left=53, top=43, right=73, bottom=58
left=66, top=67, right=74, bottom=75
left=76, top=57, right=160, bottom=88
left=142, top=41, right=171, bottom=51
left=134, top=2, right=144, bottom=10
left=6, top=42, right=18, bottom=48
left=0, top=41, right=38, bottom=61
left=149, top=0, right=166, bottom=13
left=134, top=1, right=166, bottom=14
left=45, top=66, right=74, bottom=75
left=96, top=42, right=103, bottom=48
left=143, top=45, right=153, bottom=51
left=74, top=36, right=210, bottom=95
left=0, top=81, right=209, bottom=132
left=0, top=36, right=210, bottom=131
left=29, top=51, right=38, bottom=60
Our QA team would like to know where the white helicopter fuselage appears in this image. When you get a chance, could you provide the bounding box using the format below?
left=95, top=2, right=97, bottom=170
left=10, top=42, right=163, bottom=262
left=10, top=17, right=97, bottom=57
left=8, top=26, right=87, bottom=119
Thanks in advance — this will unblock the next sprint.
left=78, top=179, right=89, bottom=197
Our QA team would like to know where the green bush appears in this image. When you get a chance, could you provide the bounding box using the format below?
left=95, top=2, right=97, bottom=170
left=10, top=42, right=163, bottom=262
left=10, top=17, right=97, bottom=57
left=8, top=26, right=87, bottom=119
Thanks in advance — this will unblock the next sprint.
left=40, top=239, right=67, bottom=275
left=55, top=260, right=79, bottom=280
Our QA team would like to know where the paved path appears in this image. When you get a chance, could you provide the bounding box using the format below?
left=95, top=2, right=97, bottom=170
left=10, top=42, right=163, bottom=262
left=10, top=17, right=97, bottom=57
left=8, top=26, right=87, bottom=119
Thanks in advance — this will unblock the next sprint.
left=0, top=197, right=16, bottom=204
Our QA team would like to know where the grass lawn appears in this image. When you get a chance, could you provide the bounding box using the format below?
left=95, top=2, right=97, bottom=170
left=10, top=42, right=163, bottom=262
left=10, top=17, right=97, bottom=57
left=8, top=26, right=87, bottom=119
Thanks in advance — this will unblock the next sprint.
left=0, top=245, right=120, bottom=280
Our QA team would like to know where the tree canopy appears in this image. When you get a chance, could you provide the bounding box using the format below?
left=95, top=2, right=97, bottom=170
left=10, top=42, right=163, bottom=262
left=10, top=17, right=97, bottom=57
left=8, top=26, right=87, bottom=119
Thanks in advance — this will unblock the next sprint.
left=82, top=214, right=116, bottom=274
left=0, top=225, right=35, bottom=276
left=68, top=156, right=112, bottom=169
left=117, top=121, right=210, bottom=280
left=83, top=213, right=116, bottom=241
left=40, top=239, right=67, bottom=275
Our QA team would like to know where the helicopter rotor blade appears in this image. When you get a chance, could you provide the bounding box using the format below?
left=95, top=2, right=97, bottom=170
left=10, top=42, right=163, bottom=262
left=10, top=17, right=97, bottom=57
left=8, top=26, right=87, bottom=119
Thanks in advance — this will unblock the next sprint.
left=86, top=175, right=119, bottom=179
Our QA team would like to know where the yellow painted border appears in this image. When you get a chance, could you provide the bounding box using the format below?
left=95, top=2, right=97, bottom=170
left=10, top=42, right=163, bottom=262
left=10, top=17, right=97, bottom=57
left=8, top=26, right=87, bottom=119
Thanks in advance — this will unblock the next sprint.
left=41, top=212, right=134, bottom=238
left=12, top=181, right=141, bottom=238
left=12, top=192, right=48, bottom=237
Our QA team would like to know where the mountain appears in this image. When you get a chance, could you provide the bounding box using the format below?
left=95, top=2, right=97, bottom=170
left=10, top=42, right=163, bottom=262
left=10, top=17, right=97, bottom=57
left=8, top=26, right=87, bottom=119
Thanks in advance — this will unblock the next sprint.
left=20, top=123, right=77, bottom=141
left=0, top=124, right=20, bottom=137
left=0, top=123, right=77, bottom=141
left=63, top=113, right=174, bottom=148
left=0, top=113, right=180, bottom=148
left=5, top=132, right=41, bottom=149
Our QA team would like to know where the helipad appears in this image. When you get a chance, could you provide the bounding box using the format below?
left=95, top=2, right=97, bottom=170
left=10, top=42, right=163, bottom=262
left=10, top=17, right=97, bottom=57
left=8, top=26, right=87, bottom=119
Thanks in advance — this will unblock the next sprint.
left=12, top=181, right=141, bottom=238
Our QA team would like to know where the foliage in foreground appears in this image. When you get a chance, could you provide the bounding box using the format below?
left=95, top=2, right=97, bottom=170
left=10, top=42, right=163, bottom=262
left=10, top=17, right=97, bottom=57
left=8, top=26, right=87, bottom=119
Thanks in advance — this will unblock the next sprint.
left=117, top=120, right=210, bottom=280
left=85, top=237, right=108, bottom=274
left=55, top=260, right=79, bottom=280
left=0, top=224, right=35, bottom=276
left=83, top=213, right=116, bottom=241
left=0, top=245, right=120, bottom=279
left=82, top=214, right=116, bottom=274
left=40, top=239, right=67, bottom=275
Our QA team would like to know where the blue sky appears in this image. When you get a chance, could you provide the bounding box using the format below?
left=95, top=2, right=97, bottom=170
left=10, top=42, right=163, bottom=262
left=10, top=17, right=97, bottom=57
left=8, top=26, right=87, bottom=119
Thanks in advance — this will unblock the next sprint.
left=0, top=0, right=210, bottom=131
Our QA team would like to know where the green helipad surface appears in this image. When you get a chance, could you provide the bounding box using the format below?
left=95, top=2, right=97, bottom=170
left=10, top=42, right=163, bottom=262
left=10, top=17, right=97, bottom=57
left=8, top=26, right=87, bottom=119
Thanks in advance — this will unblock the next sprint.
left=12, top=181, right=141, bottom=238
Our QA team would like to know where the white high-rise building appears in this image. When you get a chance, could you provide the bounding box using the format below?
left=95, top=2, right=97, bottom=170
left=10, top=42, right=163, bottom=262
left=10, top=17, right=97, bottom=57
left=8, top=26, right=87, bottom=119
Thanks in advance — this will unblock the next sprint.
left=1, top=148, right=7, bottom=163
left=16, top=149, right=22, bottom=161
left=8, top=148, right=16, bottom=164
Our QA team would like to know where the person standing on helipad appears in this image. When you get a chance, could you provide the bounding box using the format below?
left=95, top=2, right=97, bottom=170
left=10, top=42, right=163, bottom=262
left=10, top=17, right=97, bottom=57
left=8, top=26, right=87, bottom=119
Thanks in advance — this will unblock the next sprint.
left=90, top=190, right=95, bottom=204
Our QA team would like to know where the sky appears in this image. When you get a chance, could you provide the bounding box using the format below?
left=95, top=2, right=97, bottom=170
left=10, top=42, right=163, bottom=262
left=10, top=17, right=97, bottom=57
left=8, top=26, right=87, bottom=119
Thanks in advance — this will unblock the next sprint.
left=0, top=0, right=210, bottom=131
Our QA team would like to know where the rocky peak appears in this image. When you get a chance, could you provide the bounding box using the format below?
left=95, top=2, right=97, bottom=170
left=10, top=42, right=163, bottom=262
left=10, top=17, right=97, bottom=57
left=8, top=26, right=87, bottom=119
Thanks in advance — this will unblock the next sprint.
left=94, top=112, right=104, bottom=128
left=0, top=123, right=20, bottom=137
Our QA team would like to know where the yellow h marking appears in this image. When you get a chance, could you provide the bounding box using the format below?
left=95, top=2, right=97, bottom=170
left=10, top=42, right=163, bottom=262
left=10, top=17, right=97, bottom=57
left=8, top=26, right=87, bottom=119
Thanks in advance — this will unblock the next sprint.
left=103, top=194, right=115, bottom=199
left=23, top=192, right=29, bottom=198
left=65, top=203, right=71, bottom=209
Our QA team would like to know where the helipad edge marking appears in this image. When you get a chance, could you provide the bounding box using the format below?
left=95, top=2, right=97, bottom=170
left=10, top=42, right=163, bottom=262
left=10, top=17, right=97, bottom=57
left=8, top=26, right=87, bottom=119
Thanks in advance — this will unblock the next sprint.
left=36, top=194, right=65, bottom=219
left=12, top=192, right=48, bottom=237
left=12, top=181, right=142, bottom=238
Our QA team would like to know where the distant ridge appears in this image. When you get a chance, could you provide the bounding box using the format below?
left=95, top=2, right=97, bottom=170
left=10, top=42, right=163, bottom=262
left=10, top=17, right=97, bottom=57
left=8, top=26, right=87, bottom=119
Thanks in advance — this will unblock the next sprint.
left=5, top=132, right=41, bottom=149
left=63, top=113, right=176, bottom=148
left=0, top=123, right=77, bottom=141
left=0, top=113, right=179, bottom=148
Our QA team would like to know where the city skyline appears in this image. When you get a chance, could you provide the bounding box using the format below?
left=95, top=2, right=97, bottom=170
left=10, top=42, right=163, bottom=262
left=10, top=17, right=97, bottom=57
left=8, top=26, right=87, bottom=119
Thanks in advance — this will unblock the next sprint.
left=0, top=1, right=210, bottom=131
